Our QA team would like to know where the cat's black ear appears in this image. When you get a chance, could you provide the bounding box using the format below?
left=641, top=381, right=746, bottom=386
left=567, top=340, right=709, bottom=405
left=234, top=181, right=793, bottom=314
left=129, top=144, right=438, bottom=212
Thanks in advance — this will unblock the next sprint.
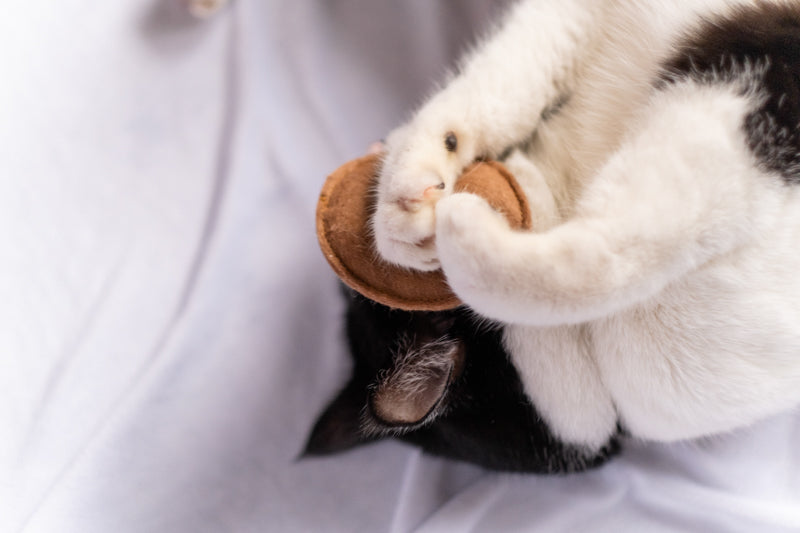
left=301, top=380, right=380, bottom=457
left=367, top=339, right=465, bottom=432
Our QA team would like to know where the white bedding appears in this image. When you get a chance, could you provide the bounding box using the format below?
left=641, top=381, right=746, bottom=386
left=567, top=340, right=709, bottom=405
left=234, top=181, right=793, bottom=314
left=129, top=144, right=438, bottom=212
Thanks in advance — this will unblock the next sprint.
left=2, top=1, right=799, bottom=531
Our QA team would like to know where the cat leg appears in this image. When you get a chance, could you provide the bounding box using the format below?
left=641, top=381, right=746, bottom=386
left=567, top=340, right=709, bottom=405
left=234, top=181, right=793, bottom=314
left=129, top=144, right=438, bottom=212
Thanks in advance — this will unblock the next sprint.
left=373, top=0, right=604, bottom=270
left=437, top=83, right=759, bottom=325
left=505, top=323, right=618, bottom=449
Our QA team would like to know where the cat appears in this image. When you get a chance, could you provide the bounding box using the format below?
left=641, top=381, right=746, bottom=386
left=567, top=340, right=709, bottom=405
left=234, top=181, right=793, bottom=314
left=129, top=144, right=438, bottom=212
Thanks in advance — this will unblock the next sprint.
left=370, top=0, right=800, bottom=454
left=303, top=287, right=619, bottom=473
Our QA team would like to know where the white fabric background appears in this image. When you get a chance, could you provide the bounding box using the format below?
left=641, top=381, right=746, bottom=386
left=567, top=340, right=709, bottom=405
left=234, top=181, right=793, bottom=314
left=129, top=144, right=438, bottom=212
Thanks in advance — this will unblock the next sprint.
left=2, top=1, right=799, bottom=532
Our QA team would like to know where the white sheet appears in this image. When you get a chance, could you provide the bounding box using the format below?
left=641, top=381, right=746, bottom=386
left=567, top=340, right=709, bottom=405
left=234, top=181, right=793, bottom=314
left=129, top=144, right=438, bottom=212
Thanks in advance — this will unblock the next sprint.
left=2, top=1, right=799, bottom=532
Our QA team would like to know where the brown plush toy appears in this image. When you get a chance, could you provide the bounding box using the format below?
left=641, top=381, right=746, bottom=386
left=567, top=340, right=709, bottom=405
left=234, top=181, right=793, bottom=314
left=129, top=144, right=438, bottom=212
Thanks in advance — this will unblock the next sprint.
left=316, top=153, right=532, bottom=311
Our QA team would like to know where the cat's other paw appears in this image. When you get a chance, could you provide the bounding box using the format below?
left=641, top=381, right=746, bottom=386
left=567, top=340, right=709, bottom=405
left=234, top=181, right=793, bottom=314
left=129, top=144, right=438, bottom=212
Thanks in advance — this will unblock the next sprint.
left=372, top=206, right=441, bottom=271
left=373, top=119, right=476, bottom=271
left=436, top=193, right=510, bottom=302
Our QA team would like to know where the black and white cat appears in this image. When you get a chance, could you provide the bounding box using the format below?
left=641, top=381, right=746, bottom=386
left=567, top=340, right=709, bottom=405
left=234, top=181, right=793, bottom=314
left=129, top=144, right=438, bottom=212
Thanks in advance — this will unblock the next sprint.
left=368, top=0, right=800, bottom=454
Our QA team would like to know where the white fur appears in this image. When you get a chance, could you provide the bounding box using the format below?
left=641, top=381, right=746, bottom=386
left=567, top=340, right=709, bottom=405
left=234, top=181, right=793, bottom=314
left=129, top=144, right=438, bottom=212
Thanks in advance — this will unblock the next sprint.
left=372, top=0, right=800, bottom=449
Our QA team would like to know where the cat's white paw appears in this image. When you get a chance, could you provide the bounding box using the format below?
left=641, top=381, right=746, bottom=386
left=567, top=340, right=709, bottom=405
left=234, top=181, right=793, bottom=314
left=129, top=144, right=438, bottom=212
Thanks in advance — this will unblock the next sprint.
left=372, top=201, right=441, bottom=271
left=372, top=118, right=476, bottom=271
left=436, top=193, right=510, bottom=303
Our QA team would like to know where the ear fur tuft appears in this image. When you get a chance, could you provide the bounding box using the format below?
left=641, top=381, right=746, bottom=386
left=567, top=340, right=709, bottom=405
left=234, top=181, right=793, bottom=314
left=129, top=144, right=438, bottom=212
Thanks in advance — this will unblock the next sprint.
left=363, top=337, right=464, bottom=436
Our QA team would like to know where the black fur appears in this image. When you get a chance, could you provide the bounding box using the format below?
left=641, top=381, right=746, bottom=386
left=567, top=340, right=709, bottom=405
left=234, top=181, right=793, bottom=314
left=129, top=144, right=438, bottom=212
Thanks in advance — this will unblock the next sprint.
left=660, top=3, right=800, bottom=182
left=304, top=288, right=618, bottom=474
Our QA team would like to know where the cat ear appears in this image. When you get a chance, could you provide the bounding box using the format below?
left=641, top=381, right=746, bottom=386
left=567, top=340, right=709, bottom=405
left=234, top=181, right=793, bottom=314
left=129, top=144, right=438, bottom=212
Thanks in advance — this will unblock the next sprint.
left=367, top=338, right=465, bottom=432
left=301, top=380, right=380, bottom=457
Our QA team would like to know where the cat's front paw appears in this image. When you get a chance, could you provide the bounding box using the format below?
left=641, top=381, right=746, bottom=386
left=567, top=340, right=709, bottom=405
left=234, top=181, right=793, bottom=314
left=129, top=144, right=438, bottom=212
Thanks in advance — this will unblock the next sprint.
left=373, top=121, right=475, bottom=271
left=436, top=193, right=510, bottom=305
left=372, top=197, right=442, bottom=271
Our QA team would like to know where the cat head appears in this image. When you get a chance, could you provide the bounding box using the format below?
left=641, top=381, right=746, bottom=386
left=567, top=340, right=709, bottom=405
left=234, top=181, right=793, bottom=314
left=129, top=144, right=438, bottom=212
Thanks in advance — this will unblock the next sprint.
left=302, top=288, right=618, bottom=473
